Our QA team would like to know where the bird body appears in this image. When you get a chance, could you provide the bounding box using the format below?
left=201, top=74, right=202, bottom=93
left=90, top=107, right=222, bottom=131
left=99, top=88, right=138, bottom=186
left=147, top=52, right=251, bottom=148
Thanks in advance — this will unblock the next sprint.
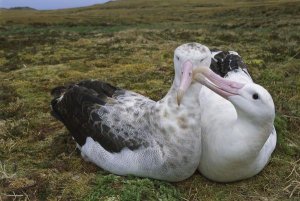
left=73, top=81, right=202, bottom=182
left=51, top=43, right=212, bottom=181
left=196, top=51, right=276, bottom=182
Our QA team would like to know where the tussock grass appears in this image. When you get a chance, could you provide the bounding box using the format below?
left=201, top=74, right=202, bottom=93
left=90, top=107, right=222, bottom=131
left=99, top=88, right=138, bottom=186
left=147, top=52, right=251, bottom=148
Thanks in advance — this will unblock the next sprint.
left=0, top=0, right=299, bottom=200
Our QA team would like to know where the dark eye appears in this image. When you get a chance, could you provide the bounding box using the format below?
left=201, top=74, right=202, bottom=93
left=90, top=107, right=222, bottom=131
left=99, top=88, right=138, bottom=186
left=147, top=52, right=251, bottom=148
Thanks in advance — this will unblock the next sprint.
left=252, top=93, right=259, bottom=100
left=200, top=58, right=205, bottom=62
left=176, top=56, right=180, bottom=60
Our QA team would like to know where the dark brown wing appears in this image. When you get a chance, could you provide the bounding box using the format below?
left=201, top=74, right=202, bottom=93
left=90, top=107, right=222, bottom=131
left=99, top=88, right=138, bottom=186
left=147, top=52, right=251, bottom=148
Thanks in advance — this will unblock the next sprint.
left=50, top=80, right=151, bottom=153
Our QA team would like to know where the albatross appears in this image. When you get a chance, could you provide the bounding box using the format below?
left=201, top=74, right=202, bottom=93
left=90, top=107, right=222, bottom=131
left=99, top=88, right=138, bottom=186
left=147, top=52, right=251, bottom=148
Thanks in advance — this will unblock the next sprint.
left=194, top=51, right=276, bottom=182
left=50, top=43, right=212, bottom=182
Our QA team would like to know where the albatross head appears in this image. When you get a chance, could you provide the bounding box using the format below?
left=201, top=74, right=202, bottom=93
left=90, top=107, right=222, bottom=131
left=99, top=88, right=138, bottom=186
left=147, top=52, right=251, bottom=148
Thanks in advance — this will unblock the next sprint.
left=174, top=43, right=211, bottom=105
left=229, top=83, right=275, bottom=121
left=194, top=68, right=275, bottom=122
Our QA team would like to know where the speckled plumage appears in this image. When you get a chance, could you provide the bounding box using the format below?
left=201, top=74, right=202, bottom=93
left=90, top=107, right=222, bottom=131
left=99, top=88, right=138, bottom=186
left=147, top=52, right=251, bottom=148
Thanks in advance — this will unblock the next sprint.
left=50, top=43, right=212, bottom=182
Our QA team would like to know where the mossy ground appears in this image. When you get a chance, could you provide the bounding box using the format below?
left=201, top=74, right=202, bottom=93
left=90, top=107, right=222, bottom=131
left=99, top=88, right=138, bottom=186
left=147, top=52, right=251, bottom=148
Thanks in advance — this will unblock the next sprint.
left=0, top=0, right=299, bottom=200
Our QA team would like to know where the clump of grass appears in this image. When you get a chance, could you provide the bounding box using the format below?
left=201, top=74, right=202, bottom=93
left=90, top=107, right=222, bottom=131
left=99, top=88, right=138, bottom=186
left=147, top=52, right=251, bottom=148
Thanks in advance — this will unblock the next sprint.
left=85, top=174, right=182, bottom=201
left=283, top=159, right=300, bottom=198
left=0, top=162, right=16, bottom=180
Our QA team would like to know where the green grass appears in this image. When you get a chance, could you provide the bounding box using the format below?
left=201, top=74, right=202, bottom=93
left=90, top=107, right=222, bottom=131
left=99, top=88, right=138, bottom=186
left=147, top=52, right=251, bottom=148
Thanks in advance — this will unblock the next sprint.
left=0, top=0, right=299, bottom=200
left=85, top=174, right=181, bottom=201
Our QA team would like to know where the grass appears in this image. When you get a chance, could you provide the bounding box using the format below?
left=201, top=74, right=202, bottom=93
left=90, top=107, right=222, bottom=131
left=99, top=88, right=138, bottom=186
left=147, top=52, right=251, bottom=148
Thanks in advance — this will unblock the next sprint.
left=85, top=174, right=181, bottom=201
left=0, top=0, right=299, bottom=200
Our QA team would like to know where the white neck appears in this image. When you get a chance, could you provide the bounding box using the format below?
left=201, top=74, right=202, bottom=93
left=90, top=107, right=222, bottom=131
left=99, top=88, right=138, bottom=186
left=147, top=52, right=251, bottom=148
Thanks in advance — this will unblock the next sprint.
left=164, top=78, right=201, bottom=110
left=220, top=107, right=274, bottom=160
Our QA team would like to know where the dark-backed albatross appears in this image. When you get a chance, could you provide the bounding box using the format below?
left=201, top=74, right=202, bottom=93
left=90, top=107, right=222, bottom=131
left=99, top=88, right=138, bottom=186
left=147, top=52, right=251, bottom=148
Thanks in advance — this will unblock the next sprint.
left=50, top=43, right=212, bottom=182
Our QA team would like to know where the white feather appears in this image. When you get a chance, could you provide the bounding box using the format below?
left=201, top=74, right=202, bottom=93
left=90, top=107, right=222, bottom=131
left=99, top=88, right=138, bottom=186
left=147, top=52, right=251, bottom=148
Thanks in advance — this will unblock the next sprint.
left=197, top=54, right=276, bottom=182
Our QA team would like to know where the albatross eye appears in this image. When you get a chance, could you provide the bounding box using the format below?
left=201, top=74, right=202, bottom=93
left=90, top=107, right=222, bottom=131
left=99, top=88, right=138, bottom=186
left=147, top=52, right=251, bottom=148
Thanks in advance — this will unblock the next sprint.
left=252, top=93, right=259, bottom=100
left=176, top=56, right=180, bottom=60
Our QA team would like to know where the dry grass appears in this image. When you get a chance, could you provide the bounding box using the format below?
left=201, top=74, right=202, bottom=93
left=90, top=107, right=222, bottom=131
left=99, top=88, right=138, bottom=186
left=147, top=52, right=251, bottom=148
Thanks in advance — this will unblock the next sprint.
left=284, top=159, right=300, bottom=198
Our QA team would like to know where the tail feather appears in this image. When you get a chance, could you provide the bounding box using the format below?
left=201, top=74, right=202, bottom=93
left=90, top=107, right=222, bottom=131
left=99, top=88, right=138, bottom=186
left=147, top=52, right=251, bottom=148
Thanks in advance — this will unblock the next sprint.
left=50, top=85, right=68, bottom=122
left=50, top=85, right=67, bottom=98
left=50, top=98, right=65, bottom=122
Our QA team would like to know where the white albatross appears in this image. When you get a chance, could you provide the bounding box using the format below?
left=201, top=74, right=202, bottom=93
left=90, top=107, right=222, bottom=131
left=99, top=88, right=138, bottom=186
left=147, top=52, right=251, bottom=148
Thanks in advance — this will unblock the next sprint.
left=50, top=43, right=212, bottom=182
left=194, top=51, right=277, bottom=182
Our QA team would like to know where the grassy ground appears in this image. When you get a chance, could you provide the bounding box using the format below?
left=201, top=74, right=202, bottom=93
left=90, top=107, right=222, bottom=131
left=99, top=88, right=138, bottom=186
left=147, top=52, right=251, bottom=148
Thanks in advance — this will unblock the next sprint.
left=0, top=0, right=299, bottom=200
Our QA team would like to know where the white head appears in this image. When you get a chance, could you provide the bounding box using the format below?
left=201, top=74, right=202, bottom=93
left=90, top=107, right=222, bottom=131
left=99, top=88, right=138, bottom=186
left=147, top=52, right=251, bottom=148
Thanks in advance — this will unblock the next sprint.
left=174, top=43, right=211, bottom=105
left=195, top=68, right=275, bottom=123
left=229, top=83, right=275, bottom=122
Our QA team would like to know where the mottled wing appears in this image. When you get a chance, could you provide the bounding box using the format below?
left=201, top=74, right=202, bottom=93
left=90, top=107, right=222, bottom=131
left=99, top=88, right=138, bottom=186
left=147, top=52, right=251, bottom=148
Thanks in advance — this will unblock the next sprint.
left=51, top=80, right=155, bottom=153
